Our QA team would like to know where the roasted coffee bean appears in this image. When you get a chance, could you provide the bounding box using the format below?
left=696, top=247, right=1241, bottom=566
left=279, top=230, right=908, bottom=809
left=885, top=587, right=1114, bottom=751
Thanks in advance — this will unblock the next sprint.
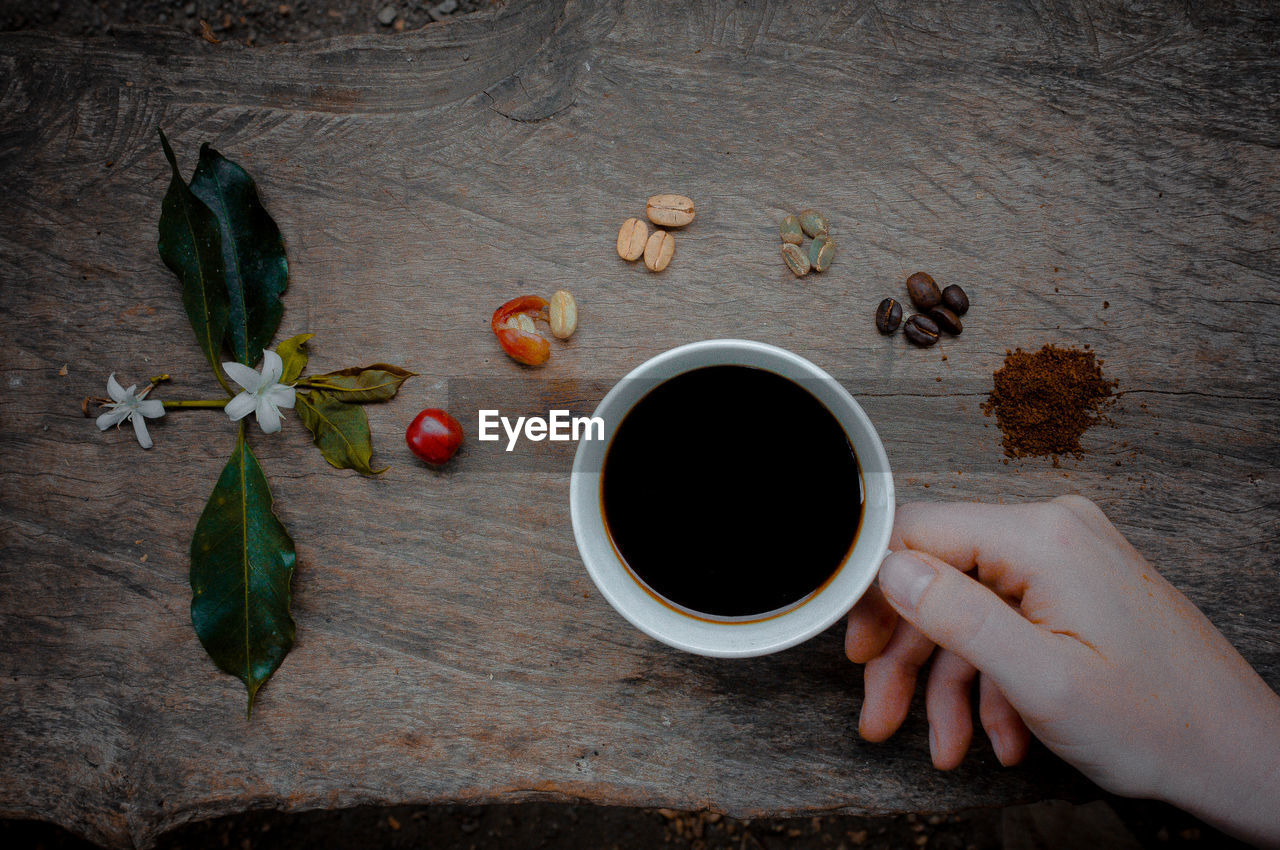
left=941, top=284, right=969, bottom=315
left=875, top=298, right=902, bottom=334
left=929, top=306, right=963, bottom=335
left=905, top=272, right=942, bottom=310
left=903, top=313, right=940, bottom=347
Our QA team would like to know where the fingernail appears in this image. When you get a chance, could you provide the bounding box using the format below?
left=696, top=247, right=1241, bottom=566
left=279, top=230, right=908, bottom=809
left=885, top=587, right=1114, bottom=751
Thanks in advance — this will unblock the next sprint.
left=988, top=727, right=1009, bottom=765
left=879, top=551, right=936, bottom=609
left=928, top=725, right=939, bottom=761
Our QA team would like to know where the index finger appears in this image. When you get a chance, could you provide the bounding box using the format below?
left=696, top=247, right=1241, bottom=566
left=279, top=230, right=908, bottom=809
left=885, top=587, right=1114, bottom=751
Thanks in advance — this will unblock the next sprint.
left=892, top=501, right=1090, bottom=600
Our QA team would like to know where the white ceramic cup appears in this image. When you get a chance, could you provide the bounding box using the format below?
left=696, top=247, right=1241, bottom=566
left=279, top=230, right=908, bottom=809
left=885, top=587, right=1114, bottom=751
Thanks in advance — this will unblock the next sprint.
left=570, top=339, right=894, bottom=657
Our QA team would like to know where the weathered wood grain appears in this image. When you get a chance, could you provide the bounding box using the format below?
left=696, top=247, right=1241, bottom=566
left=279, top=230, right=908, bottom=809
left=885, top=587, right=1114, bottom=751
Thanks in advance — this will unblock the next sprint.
left=1, top=0, right=1277, bottom=846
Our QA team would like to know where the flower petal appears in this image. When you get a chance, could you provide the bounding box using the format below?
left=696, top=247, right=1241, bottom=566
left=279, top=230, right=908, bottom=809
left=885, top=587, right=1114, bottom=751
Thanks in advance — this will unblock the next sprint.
left=269, top=384, right=296, bottom=409
left=222, top=361, right=263, bottom=392
left=137, top=399, right=166, bottom=419
left=131, top=413, right=153, bottom=449
left=106, top=373, right=126, bottom=403
left=260, top=349, right=284, bottom=386
left=97, top=407, right=129, bottom=430
left=255, top=400, right=282, bottom=434
left=224, top=392, right=257, bottom=421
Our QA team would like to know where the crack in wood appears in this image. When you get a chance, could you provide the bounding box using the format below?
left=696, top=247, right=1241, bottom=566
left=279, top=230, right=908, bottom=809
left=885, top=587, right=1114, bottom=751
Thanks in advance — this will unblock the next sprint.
left=481, top=89, right=577, bottom=124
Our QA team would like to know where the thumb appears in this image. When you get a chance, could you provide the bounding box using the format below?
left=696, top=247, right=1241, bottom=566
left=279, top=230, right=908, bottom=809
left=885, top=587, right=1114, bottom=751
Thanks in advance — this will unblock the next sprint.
left=878, top=549, right=1056, bottom=686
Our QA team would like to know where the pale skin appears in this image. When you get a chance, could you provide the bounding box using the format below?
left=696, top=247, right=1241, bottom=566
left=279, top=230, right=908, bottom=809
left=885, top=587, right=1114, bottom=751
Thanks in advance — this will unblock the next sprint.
left=846, top=496, right=1280, bottom=848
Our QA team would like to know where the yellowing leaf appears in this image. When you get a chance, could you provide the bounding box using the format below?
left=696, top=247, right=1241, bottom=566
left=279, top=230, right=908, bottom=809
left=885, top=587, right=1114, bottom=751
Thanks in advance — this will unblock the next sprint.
left=300, top=364, right=415, bottom=403
left=296, top=390, right=386, bottom=475
left=275, top=333, right=314, bottom=384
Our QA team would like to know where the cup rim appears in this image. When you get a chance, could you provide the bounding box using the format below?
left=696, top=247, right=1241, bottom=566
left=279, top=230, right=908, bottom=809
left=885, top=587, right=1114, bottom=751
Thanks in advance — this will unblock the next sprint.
left=570, top=339, right=894, bottom=657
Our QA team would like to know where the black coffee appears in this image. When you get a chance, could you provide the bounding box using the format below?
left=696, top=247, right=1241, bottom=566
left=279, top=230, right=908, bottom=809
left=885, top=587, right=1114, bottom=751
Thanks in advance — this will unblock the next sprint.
left=601, top=365, right=862, bottom=617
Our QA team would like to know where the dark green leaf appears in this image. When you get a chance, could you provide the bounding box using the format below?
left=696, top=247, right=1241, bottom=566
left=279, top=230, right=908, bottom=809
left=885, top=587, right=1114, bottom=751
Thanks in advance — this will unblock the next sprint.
left=157, top=128, right=230, bottom=384
left=275, top=333, right=314, bottom=384
left=299, top=364, right=416, bottom=403
left=190, top=425, right=297, bottom=717
left=189, top=144, right=289, bottom=367
left=296, top=390, right=387, bottom=475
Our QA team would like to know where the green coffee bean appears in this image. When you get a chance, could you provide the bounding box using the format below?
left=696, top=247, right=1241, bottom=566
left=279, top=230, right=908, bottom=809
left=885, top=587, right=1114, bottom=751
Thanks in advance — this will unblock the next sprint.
left=780, top=215, right=804, bottom=245
left=799, top=209, right=829, bottom=238
left=781, top=243, right=810, bottom=277
left=809, top=234, right=835, bottom=272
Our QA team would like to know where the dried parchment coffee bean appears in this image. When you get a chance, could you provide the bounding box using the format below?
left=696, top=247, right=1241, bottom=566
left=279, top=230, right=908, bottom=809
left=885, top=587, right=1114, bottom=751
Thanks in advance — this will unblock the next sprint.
left=904, top=313, right=940, bottom=347
left=875, top=298, right=903, bottom=334
left=799, top=209, right=829, bottom=238
left=929, top=305, right=963, bottom=335
left=780, top=215, right=804, bottom=245
left=549, top=290, right=578, bottom=339
left=646, top=194, right=695, bottom=228
left=809, top=234, right=835, bottom=272
left=941, top=284, right=969, bottom=315
left=781, top=243, right=810, bottom=277
left=644, top=230, right=675, bottom=271
left=906, top=272, right=942, bottom=311
left=617, top=218, right=648, bottom=261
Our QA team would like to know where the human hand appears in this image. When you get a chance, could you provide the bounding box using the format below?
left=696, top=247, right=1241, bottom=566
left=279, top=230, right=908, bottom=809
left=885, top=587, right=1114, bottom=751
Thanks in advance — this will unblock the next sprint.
left=845, top=496, right=1280, bottom=847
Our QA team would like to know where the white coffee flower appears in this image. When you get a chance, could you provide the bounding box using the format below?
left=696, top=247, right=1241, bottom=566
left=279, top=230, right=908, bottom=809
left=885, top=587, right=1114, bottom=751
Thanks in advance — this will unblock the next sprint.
left=223, top=349, right=296, bottom=434
left=96, top=373, right=165, bottom=449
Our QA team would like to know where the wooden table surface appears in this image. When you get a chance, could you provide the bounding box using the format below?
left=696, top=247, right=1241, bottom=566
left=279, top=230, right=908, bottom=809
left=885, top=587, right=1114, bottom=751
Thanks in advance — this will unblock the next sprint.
left=2, top=1, right=1277, bottom=847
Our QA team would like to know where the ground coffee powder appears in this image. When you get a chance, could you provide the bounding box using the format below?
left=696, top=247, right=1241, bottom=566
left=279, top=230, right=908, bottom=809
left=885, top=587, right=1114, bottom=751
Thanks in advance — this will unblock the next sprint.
left=982, top=344, right=1117, bottom=460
